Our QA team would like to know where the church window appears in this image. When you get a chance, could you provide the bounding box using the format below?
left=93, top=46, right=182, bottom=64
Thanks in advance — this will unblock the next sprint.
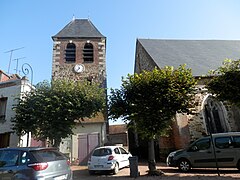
left=203, top=97, right=229, bottom=134
left=65, top=43, right=76, bottom=62
left=83, top=43, right=94, bottom=62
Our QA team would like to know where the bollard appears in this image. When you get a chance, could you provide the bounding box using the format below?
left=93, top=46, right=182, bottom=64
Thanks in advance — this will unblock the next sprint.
left=129, top=156, right=140, bottom=178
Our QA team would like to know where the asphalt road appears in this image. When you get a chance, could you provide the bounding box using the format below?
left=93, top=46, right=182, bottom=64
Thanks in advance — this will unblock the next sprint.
left=71, top=162, right=240, bottom=179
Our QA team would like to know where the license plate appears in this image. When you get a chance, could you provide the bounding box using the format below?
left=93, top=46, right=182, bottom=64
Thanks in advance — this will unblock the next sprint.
left=94, top=165, right=103, bottom=168
left=54, top=174, right=68, bottom=180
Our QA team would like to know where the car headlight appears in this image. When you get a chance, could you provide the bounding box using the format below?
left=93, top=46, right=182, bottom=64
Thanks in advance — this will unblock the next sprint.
left=168, top=151, right=176, bottom=157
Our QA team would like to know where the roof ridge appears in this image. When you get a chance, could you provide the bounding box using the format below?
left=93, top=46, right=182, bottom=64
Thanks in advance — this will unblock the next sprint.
left=52, top=19, right=105, bottom=39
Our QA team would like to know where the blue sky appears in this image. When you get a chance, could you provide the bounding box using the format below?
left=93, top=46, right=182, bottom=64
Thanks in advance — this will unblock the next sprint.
left=1, top=0, right=240, bottom=123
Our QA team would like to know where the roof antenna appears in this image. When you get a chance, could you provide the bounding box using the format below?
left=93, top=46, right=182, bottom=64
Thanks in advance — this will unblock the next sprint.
left=88, top=11, right=90, bottom=20
left=4, top=47, right=24, bottom=74
left=72, top=14, right=75, bottom=21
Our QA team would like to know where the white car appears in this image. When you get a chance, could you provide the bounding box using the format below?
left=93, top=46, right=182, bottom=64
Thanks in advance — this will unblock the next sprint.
left=88, top=146, right=132, bottom=174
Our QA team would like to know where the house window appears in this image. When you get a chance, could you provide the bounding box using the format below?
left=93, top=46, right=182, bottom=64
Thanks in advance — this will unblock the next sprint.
left=83, top=43, right=94, bottom=62
left=65, top=43, right=76, bottom=62
left=0, top=97, right=7, bottom=121
left=0, top=133, right=10, bottom=148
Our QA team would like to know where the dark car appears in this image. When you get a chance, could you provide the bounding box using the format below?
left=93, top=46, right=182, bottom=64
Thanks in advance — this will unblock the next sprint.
left=0, top=147, right=72, bottom=180
left=166, top=132, right=240, bottom=172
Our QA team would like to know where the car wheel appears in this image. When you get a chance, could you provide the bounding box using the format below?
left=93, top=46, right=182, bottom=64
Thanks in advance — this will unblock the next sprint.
left=113, top=163, right=119, bottom=174
left=178, top=159, right=191, bottom=172
left=237, top=160, right=240, bottom=170
left=89, top=170, right=95, bottom=175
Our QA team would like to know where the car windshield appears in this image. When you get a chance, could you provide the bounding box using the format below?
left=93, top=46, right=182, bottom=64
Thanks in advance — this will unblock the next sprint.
left=92, top=148, right=112, bottom=156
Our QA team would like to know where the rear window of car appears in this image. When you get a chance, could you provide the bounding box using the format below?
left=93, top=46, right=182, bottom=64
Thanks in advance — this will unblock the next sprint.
left=30, top=149, right=66, bottom=162
left=92, top=148, right=112, bottom=156
left=0, top=150, right=19, bottom=167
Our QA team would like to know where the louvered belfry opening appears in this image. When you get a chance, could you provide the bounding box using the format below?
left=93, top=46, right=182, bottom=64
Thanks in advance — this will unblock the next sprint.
left=65, top=43, right=76, bottom=62
left=83, top=43, right=94, bottom=62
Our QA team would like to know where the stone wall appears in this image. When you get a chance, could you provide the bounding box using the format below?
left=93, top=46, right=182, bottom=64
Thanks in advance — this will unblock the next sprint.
left=52, top=38, right=106, bottom=88
left=135, top=40, right=157, bottom=73
left=51, top=37, right=107, bottom=124
left=221, top=103, right=240, bottom=132
left=172, top=80, right=240, bottom=149
left=186, top=85, right=208, bottom=142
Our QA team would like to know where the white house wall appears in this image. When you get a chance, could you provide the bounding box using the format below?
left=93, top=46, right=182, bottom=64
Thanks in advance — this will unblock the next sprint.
left=0, top=78, right=33, bottom=147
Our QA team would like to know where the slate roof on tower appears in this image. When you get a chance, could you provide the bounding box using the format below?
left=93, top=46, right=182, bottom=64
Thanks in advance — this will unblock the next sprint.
left=52, top=19, right=105, bottom=39
left=137, top=39, right=240, bottom=76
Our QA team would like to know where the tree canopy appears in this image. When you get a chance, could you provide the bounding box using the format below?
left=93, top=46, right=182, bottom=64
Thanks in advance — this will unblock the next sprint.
left=207, top=59, right=240, bottom=107
left=109, top=65, right=196, bottom=139
left=12, top=79, right=106, bottom=147
left=108, top=65, right=196, bottom=174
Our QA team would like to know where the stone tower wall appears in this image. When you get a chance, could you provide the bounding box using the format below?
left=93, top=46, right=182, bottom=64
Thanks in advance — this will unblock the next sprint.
left=52, top=38, right=106, bottom=87
left=51, top=37, right=107, bottom=124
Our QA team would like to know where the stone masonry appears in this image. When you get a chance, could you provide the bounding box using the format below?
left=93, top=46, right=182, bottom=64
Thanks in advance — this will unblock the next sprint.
left=52, top=38, right=106, bottom=87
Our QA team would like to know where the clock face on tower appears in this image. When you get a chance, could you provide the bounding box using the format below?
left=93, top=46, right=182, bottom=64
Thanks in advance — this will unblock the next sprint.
left=74, top=64, right=85, bottom=73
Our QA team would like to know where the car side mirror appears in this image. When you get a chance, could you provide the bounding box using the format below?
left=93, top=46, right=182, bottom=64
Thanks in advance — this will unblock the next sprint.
left=192, top=146, right=198, bottom=151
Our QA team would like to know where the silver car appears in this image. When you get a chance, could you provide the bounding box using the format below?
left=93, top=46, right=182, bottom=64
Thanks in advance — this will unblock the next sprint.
left=0, top=147, right=72, bottom=180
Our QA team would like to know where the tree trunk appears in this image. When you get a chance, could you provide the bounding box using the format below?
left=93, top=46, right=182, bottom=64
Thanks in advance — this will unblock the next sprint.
left=46, top=138, right=61, bottom=148
left=26, top=132, right=29, bottom=147
left=53, top=138, right=61, bottom=148
left=148, top=139, right=156, bottom=172
left=46, top=138, right=53, bottom=147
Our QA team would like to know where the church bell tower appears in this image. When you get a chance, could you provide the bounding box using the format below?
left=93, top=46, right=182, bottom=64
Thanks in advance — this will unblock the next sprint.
left=51, top=19, right=108, bottom=164
left=51, top=18, right=106, bottom=88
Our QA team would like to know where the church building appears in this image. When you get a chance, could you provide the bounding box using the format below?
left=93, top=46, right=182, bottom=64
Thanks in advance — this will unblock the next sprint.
left=134, top=39, right=240, bottom=160
left=51, top=18, right=107, bottom=164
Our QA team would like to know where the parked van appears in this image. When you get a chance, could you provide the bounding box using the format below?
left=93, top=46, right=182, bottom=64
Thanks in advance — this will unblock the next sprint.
left=166, top=132, right=240, bottom=172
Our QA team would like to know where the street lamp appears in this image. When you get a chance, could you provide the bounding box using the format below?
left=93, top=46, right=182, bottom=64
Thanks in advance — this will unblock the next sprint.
left=22, top=63, right=33, bottom=86
left=21, top=63, right=34, bottom=147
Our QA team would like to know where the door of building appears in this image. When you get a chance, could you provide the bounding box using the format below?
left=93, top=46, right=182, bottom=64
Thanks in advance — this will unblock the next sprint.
left=78, top=133, right=99, bottom=165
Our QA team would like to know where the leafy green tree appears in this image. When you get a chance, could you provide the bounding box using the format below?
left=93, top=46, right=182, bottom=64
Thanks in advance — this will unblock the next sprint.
left=108, top=65, right=196, bottom=175
left=207, top=59, right=240, bottom=107
left=12, top=79, right=105, bottom=147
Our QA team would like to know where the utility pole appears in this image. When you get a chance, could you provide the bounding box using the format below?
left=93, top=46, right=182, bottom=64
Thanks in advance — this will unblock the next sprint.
left=4, top=47, right=24, bottom=74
